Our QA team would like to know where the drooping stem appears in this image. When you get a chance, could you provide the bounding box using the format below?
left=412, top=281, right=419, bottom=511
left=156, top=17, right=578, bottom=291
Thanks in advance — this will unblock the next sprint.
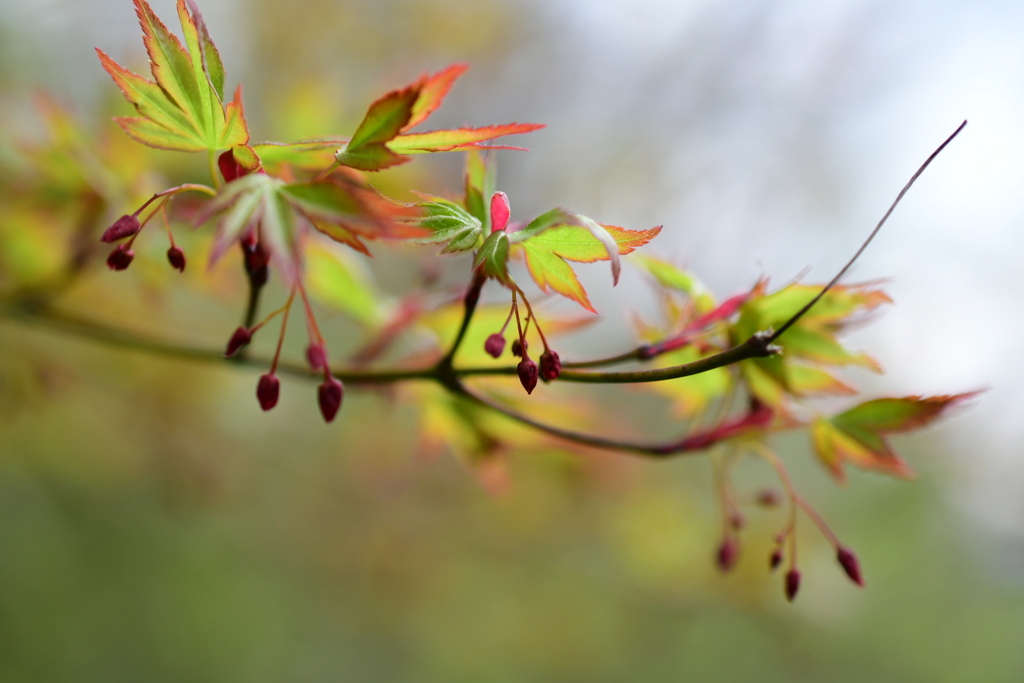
left=454, top=382, right=774, bottom=458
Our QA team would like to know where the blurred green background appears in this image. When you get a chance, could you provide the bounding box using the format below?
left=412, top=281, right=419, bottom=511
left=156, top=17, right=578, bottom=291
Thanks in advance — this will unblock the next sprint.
left=2, top=0, right=1023, bottom=681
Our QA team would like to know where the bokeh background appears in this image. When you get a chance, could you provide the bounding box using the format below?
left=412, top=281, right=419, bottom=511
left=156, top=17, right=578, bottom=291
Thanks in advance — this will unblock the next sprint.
left=2, top=0, right=1023, bottom=680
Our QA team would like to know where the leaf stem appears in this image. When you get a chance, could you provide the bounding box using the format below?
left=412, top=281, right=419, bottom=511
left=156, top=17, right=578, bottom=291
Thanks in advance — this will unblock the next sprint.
left=209, top=149, right=222, bottom=190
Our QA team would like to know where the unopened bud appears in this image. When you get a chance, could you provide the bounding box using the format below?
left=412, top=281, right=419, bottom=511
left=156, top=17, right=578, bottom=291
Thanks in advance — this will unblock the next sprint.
left=224, top=327, right=252, bottom=357
left=785, top=568, right=801, bottom=602
left=769, top=549, right=783, bottom=572
left=490, top=191, right=511, bottom=233
left=318, top=375, right=344, bottom=423
left=756, top=489, right=782, bottom=507
left=306, top=343, right=328, bottom=372
left=484, top=333, right=506, bottom=358
left=539, top=349, right=561, bottom=382
left=257, top=373, right=280, bottom=411
left=244, top=241, right=270, bottom=274
left=106, top=244, right=134, bottom=271
left=167, top=246, right=186, bottom=272
left=837, top=546, right=864, bottom=587
left=511, top=338, right=528, bottom=357
left=517, top=357, right=538, bottom=394
left=101, top=214, right=141, bottom=243
left=716, top=537, right=739, bottom=572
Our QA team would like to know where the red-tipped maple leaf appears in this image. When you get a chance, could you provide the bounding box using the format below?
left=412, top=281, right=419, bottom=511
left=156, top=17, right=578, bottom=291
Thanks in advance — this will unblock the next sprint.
left=335, top=65, right=543, bottom=171
left=512, top=218, right=661, bottom=312
left=811, top=393, right=980, bottom=483
left=97, top=0, right=248, bottom=152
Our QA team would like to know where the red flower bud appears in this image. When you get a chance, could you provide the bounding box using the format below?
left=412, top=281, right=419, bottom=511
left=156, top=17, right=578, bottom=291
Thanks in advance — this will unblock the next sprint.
left=224, top=327, right=252, bottom=357
left=484, top=333, right=506, bottom=359
left=167, top=246, right=186, bottom=272
left=490, top=191, right=511, bottom=233
left=538, top=349, right=561, bottom=382
left=243, top=240, right=270, bottom=284
left=837, top=546, right=864, bottom=587
left=106, top=244, right=134, bottom=271
left=101, top=214, right=141, bottom=243
left=517, top=357, right=538, bottom=394
left=756, top=489, right=782, bottom=507
left=769, top=549, right=783, bottom=572
left=318, top=375, right=344, bottom=423
left=257, top=373, right=280, bottom=411
left=511, top=338, right=528, bottom=357
left=306, top=343, right=328, bottom=372
left=716, top=537, right=739, bottom=572
left=785, top=568, right=801, bottom=602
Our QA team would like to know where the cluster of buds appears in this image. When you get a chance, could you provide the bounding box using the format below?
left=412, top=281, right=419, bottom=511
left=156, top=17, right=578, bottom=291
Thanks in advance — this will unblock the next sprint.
left=485, top=313, right=562, bottom=396
left=476, top=191, right=563, bottom=395
left=713, top=466, right=865, bottom=602
left=222, top=288, right=345, bottom=423
left=100, top=185, right=197, bottom=273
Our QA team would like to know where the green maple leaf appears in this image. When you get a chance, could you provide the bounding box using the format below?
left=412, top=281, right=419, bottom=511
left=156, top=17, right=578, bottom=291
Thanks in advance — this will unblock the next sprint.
left=413, top=198, right=484, bottom=254
left=473, top=231, right=513, bottom=286
left=97, top=0, right=248, bottom=153
left=731, top=282, right=890, bottom=407
left=630, top=254, right=718, bottom=315
left=463, top=149, right=496, bottom=228
left=335, top=64, right=543, bottom=171
left=304, top=242, right=384, bottom=326
left=811, top=393, right=978, bottom=483
left=198, top=171, right=405, bottom=284
left=512, top=218, right=661, bottom=312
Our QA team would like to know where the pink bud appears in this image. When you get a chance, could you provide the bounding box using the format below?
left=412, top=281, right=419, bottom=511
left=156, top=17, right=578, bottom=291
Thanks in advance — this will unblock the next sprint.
left=837, top=546, right=864, bottom=587
left=511, top=338, right=528, bottom=357
left=538, top=349, right=561, bottom=382
left=716, top=537, right=739, bottom=572
left=517, top=357, right=538, bottom=395
left=257, top=373, right=280, bottom=411
left=484, top=333, right=506, bottom=359
left=490, top=191, right=511, bottom=233
left=306, top=343, right=328, bottom=372
left=101, top=214, right=141, bottom=243
left=224, top=327, right=252, bottom=358
left=756, top=489, right=782, bottom=507
left=167, top=246, right=186, bottom=272
left=769, top=549, right=783, bottom=572
left=785, top=568, right=801, bottom=602
left=318, top=375, right=344, bottom=423
left=106, top=244, right=134, bottom=271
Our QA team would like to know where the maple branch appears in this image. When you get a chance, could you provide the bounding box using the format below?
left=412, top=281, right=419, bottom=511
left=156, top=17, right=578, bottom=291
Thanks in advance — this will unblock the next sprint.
left=454, top=383, right=771, bottom=457
left=561, top=349, right=645, bottom=369
left=457, top=333, right=776, bottom=383
left=1, top=301, right=433, bottom=385
left=484, top=121, right=968, bottom=383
